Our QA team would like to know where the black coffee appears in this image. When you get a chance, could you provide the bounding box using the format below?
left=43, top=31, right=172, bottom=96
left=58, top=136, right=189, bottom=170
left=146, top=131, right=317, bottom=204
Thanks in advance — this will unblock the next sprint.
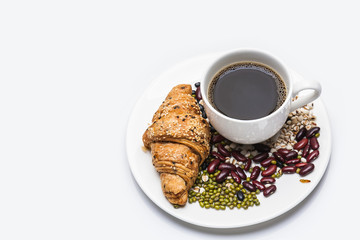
left=208, top=62, right=287, bottom=120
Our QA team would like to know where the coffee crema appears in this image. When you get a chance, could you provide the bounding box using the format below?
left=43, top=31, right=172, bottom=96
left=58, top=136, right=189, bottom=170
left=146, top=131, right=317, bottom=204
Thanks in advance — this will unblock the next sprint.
left=208, top=62, right=287, bottom=120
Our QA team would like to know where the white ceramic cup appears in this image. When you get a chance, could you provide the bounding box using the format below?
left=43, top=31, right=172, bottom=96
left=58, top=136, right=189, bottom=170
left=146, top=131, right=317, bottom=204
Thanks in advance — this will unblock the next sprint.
left=200, top=49, right=321, bottom=144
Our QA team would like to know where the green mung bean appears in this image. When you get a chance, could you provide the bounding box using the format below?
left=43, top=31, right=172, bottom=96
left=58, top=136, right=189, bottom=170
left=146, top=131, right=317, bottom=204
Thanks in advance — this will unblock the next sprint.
left=188, top=160, right=262, bottom=210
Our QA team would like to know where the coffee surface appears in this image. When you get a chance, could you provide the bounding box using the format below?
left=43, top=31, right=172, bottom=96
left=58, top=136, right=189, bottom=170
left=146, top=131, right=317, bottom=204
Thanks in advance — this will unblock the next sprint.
left=208, top=62, right=286, bottom=120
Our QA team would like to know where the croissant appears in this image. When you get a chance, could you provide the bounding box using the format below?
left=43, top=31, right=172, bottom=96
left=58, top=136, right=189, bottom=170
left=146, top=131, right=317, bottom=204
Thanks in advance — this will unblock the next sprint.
left=142, top=84, right=211, bottom=205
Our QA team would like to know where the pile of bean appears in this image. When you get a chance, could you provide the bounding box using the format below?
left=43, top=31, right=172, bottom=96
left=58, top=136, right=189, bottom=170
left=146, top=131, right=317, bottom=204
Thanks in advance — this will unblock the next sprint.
left=189, top=82, right=321, bottom=210
left=188, top=172, right=260, bottom=210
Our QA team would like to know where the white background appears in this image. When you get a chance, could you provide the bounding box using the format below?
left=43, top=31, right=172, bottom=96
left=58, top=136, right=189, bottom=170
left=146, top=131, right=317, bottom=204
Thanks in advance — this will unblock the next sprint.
left=0, top=0, right=358, bottom=239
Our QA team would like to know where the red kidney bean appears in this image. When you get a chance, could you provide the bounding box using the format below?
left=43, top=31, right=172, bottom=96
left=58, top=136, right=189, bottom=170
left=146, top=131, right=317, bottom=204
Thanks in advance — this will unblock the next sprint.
left=252, top=180, right=265, bottom=191
left=231, top=171, right=241, bottom=184
left=211, top=134, right=225, bottom=143
left=295, top=162, right=308, bottom=168
left=284, top=151, right=298, bottom=160
left=282, top=166, right=297, bottom=173
left=306, top=150, right=319, bottom=162
left=254, top=143, right=271, bottom=152
left=273, top=152, right=285, bottom=163
left=218, top=162, right=236, bottom=171
left=263, top=185, right=277, bottom=197
left=244, top=158, right=251, bottom=171
left=310, top=137, right=319, bottom=150
left=285, top=158, right=301, bottom=165
left=306, top=127, right=320, bottom=138
left=262, top=164, right=277, bottom=177
left=252, top=152, right=269, bottom=162
left=217, top=144, right=231, bottom=157
left=261, top=177, right=276, bottom=184
left=243, top=182, right=256, bottom=192
left=295, top=127, right=307, bottom=141
left=302, top=142, right=311, bottom=157
left=235, top=167, right=247, bottom=180
left=195, top=86, right=202, bottom=101
left=261, top=157, right=275, bottom=167
left=277, top=148, right=291, bottom=157
left=250, top=166, right=261, bottom=180
left=216, top=169, right=230, bottom=183
left=211, top=152, right=226, bottom=161
left=232, top=151, right=247, bottom=162
left=207, top=159, right=220, bottom=173
left=261, top=165, right=277, bottom=177
left=299, top=163, right=315, bottom=176
left=294, top=138, right=308, bottom=150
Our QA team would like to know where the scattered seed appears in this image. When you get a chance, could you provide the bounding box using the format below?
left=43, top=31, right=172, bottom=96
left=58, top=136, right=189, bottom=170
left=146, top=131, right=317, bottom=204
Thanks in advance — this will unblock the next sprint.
left=187, top=96, right=320, bottom=210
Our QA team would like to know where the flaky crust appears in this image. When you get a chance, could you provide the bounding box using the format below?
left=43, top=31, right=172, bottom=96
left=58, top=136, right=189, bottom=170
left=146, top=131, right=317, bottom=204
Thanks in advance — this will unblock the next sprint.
left=152, top=142, right=199, bottom=205
left=142, top=84, right=210, bottom=205
left=143, top=84, right=210, bottom=163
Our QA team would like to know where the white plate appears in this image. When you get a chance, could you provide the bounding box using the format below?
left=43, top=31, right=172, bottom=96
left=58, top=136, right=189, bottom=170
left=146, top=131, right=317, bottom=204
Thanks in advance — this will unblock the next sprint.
left=126, top=53, right=331, bottom=229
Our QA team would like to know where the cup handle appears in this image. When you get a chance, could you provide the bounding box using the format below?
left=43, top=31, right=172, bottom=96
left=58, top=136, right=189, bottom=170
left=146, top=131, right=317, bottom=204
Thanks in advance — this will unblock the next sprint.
left=289, top=70, right=322, bottom=113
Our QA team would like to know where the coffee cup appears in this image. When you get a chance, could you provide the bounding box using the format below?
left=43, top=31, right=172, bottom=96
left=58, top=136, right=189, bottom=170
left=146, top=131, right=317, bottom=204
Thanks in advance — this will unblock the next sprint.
left=200, top=49, right=321, bottom=144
